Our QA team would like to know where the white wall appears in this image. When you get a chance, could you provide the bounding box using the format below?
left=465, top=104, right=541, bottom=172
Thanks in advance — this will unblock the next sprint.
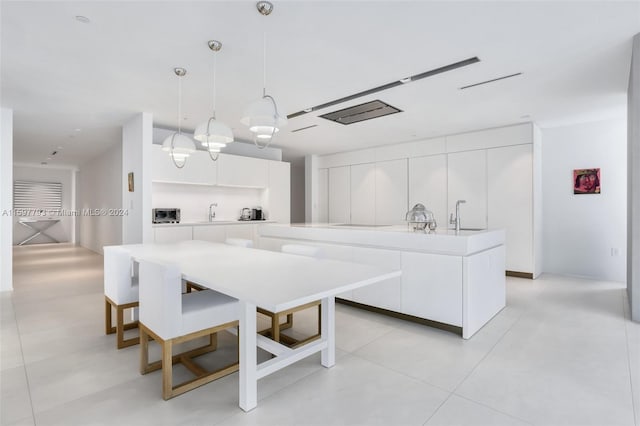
left=77, top=143, right=123, bottom=254
left=542, top=118, right=627, bottom=282
left=12, top=165, right=75, bottom=245
left=122, top=113, right=153, bottom=244
left=290, top=161, right=305, bottom=223
left=1, top=109, right=13, bottom=291
left=152, top=183, right=264, bottom=222
left=628, top=33, right=640, bottom=321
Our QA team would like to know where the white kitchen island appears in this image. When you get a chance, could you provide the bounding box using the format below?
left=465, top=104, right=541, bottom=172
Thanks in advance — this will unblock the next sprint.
left=258, top=224, right=506, bottom=339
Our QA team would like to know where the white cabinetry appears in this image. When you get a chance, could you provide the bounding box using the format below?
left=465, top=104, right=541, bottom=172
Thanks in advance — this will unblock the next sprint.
left=267, top=161, right=290, bottom=223
left=447, top=150, right=487, bottom=229
left=409, top=154, right=448, bottom=229
left=352, top=247, right=401, bottom=311
left=488, top=144, right=533, bottom=273
left=192, top=225, right=226, bottom=243
left=350, top=163, right=376, bottom=225
left=328, top=166, right=351, bottom=223
left=317, top=169, right=329, bottom=223
left=152, top=144, right=217, bottom=185
left=401, top=251, right=462, bottom=326
left=154, top=226, right=193, bottom=243
left=225, top=224, right=256, bottom=241
left=217, top=153, right=268, bottom=188
left=375, top=159, right=408, bottom=225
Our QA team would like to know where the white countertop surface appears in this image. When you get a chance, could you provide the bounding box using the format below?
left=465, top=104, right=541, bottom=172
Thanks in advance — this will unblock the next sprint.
left=259, top=223, right=506, bottom=256
left=152, top=220, right=276, bottom=228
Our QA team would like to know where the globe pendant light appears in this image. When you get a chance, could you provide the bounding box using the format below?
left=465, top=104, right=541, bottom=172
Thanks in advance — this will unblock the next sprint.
left=193, top=40, right=234, bottom=161
left=162, top=68, right=196, bottom=168
left=240, top=1, right=287, bottom=149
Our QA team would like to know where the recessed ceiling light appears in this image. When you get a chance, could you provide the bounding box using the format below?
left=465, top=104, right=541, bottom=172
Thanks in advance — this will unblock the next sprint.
left=303, top=108, right=313, bottom=113
left=75, top=128, right=82, bottom=132
left=399, top=77, right=412, bottom=84
left=47, top=157, right=52, bottom=160
left=56, top=146, right=63, bottom=150
left=75, top=16, right=90, bottom=24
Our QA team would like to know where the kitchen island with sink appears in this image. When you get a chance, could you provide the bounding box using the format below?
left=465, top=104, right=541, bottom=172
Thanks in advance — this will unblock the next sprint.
left=258, top=223, right=506, bottom=339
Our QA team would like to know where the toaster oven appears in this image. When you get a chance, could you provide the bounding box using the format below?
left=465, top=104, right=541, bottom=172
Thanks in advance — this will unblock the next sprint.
left=152, top=208, right=180, bottom=224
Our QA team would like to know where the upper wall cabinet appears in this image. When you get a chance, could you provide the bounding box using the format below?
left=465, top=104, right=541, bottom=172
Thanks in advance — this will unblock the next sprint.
left=217, top=153, right=268, bottom=188
left=152, top=144, right=217, bottom=185
left=375, top=159, right=408, bottom=225
left=267, top=160, right=291, bottom=223
left=350, top=163, right=376, bottom=225
left=409, top=154, right=448, bottom=229
left=329, top=166, right=351, bottom=224
left=447, top=150, right=487, bottom=229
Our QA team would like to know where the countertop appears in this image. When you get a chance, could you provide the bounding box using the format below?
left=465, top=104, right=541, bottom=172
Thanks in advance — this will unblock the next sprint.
left=259, top=223, right=506, bottom=256
left=152, top=220, right=276, bottom=228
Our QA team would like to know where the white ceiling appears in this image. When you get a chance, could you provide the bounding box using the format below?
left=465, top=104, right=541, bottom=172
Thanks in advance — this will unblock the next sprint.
left=2, top=1, right=639, bottom=167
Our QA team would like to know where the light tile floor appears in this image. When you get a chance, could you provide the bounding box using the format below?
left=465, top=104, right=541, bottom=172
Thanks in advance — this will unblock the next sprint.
left=1, top=243, right=638, bottom=426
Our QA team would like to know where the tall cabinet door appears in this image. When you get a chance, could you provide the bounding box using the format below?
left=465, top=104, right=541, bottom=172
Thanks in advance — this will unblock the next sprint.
left=328, top=166, right=351, bottom=223
left=447, top=150, right=487, bottom=229
left=267, top=161, right=290, bottom=223
left=488, top=144, right=533, bottom=274
left=317, top=168, right=329, bottom=223
left=408, top=154, right=448, bottom=230
left=375, top=159, right=408, bottom=225
left=350, top=163, right=376, bottom=225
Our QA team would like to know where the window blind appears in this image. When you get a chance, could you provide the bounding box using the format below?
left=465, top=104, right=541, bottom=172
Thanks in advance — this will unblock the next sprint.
left=13, top=180, right=62, bottom=211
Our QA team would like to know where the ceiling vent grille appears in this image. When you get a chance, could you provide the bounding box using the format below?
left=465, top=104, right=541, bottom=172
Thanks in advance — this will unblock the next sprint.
left=319, top=100, right=401, bottom=125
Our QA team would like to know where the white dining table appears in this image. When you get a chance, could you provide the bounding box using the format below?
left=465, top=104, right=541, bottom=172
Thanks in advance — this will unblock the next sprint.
left=115, top=240, right=401, bottom=412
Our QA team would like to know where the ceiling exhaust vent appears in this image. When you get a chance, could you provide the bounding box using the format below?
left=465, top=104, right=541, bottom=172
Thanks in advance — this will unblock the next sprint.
left=320, top=100, right=401, bottom=125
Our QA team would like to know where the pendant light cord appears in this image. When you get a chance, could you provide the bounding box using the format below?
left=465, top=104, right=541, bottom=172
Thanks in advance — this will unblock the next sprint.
left=263, top=32, right=267, bottom=97
left=212, top=53, right=217, bottom=119
left=177, top=73, right=182, bottom=134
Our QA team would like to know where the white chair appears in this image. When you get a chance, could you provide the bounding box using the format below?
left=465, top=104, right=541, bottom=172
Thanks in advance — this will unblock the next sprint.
left=224, top=238, right=253, bottom=248
left=258, top=244, right=322, bottom=347
left=104, top=246, right=140, bottom=349
left=186, top=238, right=253, bottom=293
left=138, top=259, right=239, bottom=400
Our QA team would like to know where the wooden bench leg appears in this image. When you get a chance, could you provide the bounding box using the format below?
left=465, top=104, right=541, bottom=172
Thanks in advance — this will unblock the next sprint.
left=162, top=339, right=173, bottom=400
left=116, top=303, right=140, bottom=349
left=105, top=298, right=115, bottom=335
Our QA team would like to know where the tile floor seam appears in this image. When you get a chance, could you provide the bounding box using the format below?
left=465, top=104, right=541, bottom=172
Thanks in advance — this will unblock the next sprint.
left=621, top=289, right=639, bottom=426
left=450, top=393, right=535, bottom=426
left=9, top=293, right=37, bottom=426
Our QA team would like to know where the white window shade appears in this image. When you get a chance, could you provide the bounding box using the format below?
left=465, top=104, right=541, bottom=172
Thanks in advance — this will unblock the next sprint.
left=13, top=180, right=62, bottom=211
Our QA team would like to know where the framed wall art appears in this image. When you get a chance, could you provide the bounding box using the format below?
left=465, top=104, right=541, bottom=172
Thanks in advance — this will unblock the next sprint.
left=573, top=168, right=600, bottom=194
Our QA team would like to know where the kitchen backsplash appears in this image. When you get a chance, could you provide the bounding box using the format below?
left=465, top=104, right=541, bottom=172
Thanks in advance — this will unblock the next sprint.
left=152, top=182, right=266, bottom=222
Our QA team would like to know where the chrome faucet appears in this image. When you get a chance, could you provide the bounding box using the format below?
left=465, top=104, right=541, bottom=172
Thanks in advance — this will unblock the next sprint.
left=208, top=203, right=217, bottom=222
left=449, top=200, right=466, bottom=232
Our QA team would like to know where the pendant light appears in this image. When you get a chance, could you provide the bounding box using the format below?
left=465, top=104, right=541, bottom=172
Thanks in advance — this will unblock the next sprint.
left=240, top=1, right=287, bottom=149
left=194, top=40, right=234, bottom=161
left=162, top=68, right=196, bottom=168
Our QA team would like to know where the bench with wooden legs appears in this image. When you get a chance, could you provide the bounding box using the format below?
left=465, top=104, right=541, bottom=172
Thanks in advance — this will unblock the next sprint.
left=258, top=244, right=323, bottom=348
left=138, top=258, right=240, bottom=400
left=104, top=246, right=140, bottom=349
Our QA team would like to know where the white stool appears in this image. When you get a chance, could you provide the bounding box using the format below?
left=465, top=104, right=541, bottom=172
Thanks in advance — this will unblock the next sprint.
left=258, top=244, right=323, bottom=347
left=224, top=238, right=253, bottom=248
left=104, top=246, right=139, bottom=349
left=138, top=259, right=240, bottom=400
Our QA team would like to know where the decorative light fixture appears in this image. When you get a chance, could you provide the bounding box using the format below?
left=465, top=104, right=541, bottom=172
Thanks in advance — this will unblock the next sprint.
left=240, top=1, right=287, bottom=149
left=162, top=68, right=196, bottom=168
left=194, top=40, right=234, bottom=161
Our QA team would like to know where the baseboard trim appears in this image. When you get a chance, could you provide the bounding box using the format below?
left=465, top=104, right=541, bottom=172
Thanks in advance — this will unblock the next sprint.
left=335, top=298, right=463, bottom=337
left=506, top=270, right=533, bottom=279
